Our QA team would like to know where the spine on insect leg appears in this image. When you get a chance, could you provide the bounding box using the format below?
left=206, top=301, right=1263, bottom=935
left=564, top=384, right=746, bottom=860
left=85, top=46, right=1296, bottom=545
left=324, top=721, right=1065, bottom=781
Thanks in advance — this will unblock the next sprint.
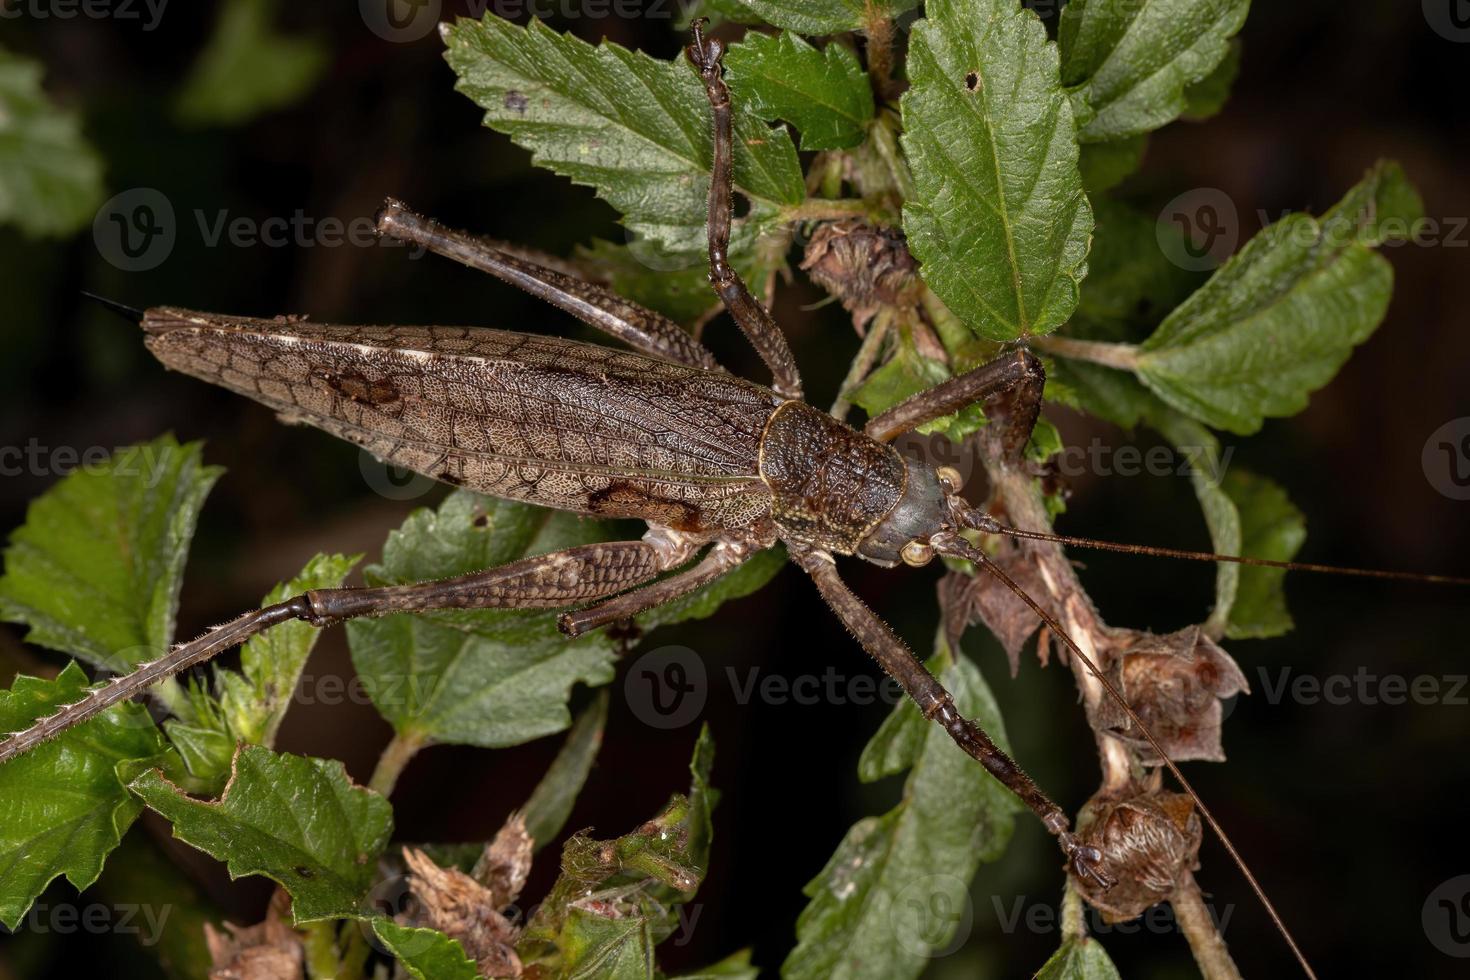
left=0, top=598, right=311, bottom=764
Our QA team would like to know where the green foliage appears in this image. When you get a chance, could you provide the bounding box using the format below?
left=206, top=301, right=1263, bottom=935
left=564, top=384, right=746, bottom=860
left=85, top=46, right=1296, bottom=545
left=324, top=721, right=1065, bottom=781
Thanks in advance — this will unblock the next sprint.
left=346, top=492, right=618, bottom=749
left=443, top=15, right=803, bottom=263
left=0, top=435, right=222, bottom=675
left=783, top=639, right=1018, bottom=979
left=0, top=663, right=175, bottom=929
left=372, top=920, right=479, bottom=980
left=523, top=691, right=609, bottom=851
left=522, top=728, right=717, bottom=976
left=0, top=46, right=105, bottom=236
left=1136, top=161, right=1421, bottom=434
left=735, top=0, right=918, bottom=34
left=175, top=0, right=330, bottom=125
left=1035, top=937, right=1122, bottom=979
left=166, top=553, right=358, bottom=788
left=901, top=0, right=1093, bottom=341
left=724, top=32, right=874, bottom=150
left=0, top=4, right=1421, bottom=975
left=1059, top=0, right=1250, bottom=141
left=129, top=745, right=392, bottom=923
left=1221, top=469, right=1306, bottom=638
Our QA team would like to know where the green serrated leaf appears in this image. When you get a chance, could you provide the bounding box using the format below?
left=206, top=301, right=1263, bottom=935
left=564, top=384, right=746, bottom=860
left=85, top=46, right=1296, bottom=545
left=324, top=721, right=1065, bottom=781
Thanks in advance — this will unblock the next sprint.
left=0, top=435, right=223, bottom=674
left=220, top=553, right=358, bottom=745
left=1077, top=133, right=1147, bottom=194
left=574, top=237, right=769, bottom=325
left=1045, top=358, right=1157, bottom=429
left=1136, top=162, right=1421, bottom=434
left=1183, top=39, right=1242, bottom=120
left=637, top=546, right=787, bottom=630
left=525, top=727, right=716, bottom=967
left=174, top=0, right=329, bottom=126
left=347, top=492, right=617, bottom=749
left=0, top=45, right=105, bottom=236
left=671, top=949, right=760, bottom=979
left=1073, top=198, right=1205, bottom=343
left=372, top=919, right=480, bottom=980
left=1034, top=936, right=1122, bottom=979
left=443, top=15, right=802, bottom=262
left=0, top=663, right=175, bottom=929
left=677, top=0, right=767, bottom=29
left=1146, top=409, right=1240, bottom=635
left=901, top=0, right=1093, bottom=342
left=724, top=32, right=873, bottom=151
left=734, top=0, right=919, bottom=34
left=783, top=638, right=1018, bottom=980
left=523, top=691, right=608, bottom=853
left=129, top=745, right=392, bottom=923
left=1059, top=0, right=1250, bottom=142
left=165, top=553, right=359, bottom=787
left=1221, top=469, right=1305, bottom=639
left=562, top=908, right=655, bottom=980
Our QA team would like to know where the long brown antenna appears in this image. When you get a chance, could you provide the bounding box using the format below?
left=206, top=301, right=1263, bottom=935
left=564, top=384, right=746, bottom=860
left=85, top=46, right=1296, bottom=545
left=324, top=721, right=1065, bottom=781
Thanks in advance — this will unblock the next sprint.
left=975, top=517, right=1470, bottom=587
left=933, top=532, right=1319, bottom=980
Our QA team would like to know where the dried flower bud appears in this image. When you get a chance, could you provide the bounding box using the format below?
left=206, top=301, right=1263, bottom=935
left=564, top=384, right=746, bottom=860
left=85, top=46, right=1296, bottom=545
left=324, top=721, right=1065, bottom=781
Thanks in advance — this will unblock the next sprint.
left=404, top=839, right=526, bottom=979
left=205, top=896, right=304, bottom=980
left=1072, top=790, right=1202, bottom=921
left=1101, top=626, right=1249, bottom=763
left=800, top=219, right=918, bottom=329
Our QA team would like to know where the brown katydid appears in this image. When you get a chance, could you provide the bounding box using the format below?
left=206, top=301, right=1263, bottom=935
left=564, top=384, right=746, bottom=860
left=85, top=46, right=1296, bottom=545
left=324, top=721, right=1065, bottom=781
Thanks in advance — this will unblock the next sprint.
left=7, top=21, right=1467, bottom=979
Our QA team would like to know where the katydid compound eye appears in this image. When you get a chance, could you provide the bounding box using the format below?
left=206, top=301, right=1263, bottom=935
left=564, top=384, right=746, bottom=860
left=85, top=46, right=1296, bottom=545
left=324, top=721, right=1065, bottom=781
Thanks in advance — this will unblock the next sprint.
left=936, top=466, right=963, bottom=492
left=901, top=540, right=935, bottom=567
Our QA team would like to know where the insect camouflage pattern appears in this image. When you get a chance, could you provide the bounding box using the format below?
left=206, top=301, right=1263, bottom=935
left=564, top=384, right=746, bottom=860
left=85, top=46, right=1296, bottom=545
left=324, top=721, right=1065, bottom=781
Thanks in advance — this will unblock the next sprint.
left=4, top=22, right=1459, bottom=978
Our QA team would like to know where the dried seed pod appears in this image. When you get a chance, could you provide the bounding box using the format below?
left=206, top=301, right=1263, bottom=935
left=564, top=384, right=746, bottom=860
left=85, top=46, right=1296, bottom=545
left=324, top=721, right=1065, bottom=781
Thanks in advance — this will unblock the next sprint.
left=1101, top=625, right=1249, bottom=763
left=799, top=219, right=919, bottom=328
left=205, top=894, right=304, bottom=980
left=1072, top=790, right=1202, bottom=921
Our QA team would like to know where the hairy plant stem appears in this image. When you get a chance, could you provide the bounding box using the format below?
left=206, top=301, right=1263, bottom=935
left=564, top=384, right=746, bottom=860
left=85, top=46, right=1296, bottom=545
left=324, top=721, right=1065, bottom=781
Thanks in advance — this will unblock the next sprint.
left=303, top=920, right=344, bottom=979
left=1061, top=879, right=1087, bottom=942
left=979, top=451, right=1242, bottom=976
left=1030, top=334, right=1142, bottom=371
left=369, top=730, right=428, bottom=798
left=830, top=309, right=895, bottom=419
left=863, top=12, right=897, bottom=101
left=1174, top=872, right=1244, bottom=980
left=781, top=197, right=890, bottom=226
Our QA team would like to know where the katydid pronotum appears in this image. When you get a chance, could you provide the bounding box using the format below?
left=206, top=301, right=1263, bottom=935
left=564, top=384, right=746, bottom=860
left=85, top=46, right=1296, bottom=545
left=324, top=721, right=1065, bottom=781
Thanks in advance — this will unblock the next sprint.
left=6, top=22, right=1466, bottom=978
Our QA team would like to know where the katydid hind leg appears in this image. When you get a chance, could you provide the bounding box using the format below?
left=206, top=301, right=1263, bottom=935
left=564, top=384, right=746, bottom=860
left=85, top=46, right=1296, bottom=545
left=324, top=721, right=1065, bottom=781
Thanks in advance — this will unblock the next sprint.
left=559, top=537, right=763, bottom=638
left=0, top=537, right=689, bottom=766
left=374, top=199, right=722, bottom=372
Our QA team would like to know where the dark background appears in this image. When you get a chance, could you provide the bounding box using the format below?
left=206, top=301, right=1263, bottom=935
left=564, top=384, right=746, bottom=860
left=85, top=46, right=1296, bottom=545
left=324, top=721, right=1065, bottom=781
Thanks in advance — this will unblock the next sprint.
left=0, top=1, right=1467, bottom=977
